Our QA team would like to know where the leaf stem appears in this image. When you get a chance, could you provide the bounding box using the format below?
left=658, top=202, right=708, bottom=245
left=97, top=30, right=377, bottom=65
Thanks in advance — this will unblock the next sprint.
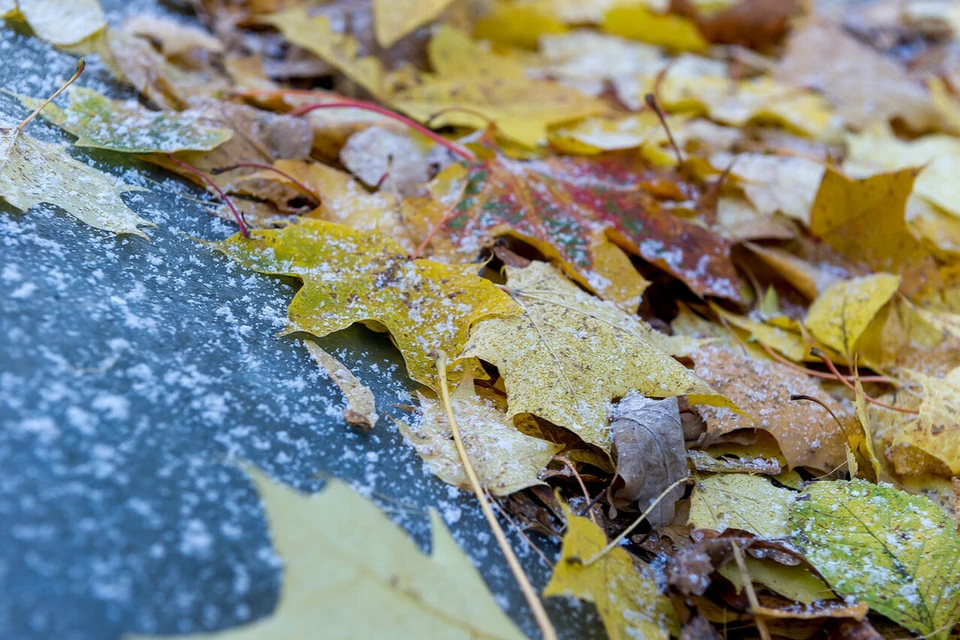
left=434, top=351, right=557, bottom=640
left=552, top=455, right=597, bottom=524
left=758, top=343, right=893, bottom=384
left=730, top=542, right=773, bottom=640
left=17, top=58, right=85, bottom=132
left=213, top=162, right=321, bottom=206
left=166, top=154, right=249, bottom=236
left=288, top=100, right=478, bottom=162
left=810, top=348, right=918, bottom=415
left=582, top=475, right=692, bottom=567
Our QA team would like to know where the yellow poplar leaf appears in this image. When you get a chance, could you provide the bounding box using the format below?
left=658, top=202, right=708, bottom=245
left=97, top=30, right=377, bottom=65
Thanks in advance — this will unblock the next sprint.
left=717, top=556, right=835, bottom=607
left=373, top=0, right=456, bottom=48
left=459, top=262, right=736, bottom=452
left=602, top=3, right=709, bottom=52
left=12, top=0, right=106, bottom=46
left=214, top=219, right=521, bottom=388
left=397, top=376, right=562, bottom=495
left=544, top=503, right=678, bottom=640
left=472, top=1, right=569, bottom=49
left=132, top=467, right=526, bottom=639
left=895, top=367, right=960, bottom=475
left=809, top=166, right=924, bottom=271
left=846, top=123, right=960, bottom=219
left=689, top=473, right=795, bottom=539
left=804, top=273, right=901, bottom=356
left=0, top=123, right=152, bottom=238
left=264, top=8, right=388, bottom=100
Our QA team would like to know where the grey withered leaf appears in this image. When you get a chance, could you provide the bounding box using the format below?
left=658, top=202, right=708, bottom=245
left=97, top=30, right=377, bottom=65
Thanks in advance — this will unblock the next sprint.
left=609, top=392, right=687, bottom=527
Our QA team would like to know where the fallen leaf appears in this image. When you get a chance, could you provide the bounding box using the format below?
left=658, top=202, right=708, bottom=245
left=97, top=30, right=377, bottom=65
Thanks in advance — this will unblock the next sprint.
left=743, top=242, right=833, bottom=300
left=14, top=86, right=233, bottom=153
left=680, top=0, right=802, bottom=50
left=0, top=120, right=152, bottom=238
left=123, top=15, right=223, bottom=58
left=804, top=273, right=901, bottom=357
left=602, top=3, right=709, bottom=52
left=459, top=262, right=736, bottom=452
left=609, top=393, right=688, bottom=527
left=720, top=152, right=824, bottom=225
left=132, top=467, right=526, bottom=639
left=214, top=219, right=521, bottom=388
left=420, top=157, right=651, bottom=311
left=8, top=0, right=105, bottom=47
left=339, top=125, right=453, bottom=197
left=893, top=367, right=960, bottom=475
left=716, top=554, right=835, bottom=606
left=846, top=123, right=960, bottom=220
left=544, top=502, right=678, bottom=640
left=790, top=479, right=960, bottom=640
left=373, top=0, right=456, bottom=48
left=692, top=345, right=849, bottom=472
left=472, top=1, right=569, bottom=49
left=305, top=341, right=378, bottom=430
left=397, top=375, right=562, bottom=496
left=809, top=166, right=925, bottom=272
left=688, top=473, right=795, bottom=539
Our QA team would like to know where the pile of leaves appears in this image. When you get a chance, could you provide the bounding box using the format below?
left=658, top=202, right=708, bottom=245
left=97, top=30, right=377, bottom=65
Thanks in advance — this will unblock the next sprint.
left=4, top=0, right=960, bottom=638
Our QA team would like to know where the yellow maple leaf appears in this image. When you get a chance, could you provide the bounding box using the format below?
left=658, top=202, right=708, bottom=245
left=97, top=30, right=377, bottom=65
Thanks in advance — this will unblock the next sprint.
left=544, top=503, right=678, bottom=640
left=472, top=1, right=569, bottom=49
left=809, top=166, right=925, bottom=272
left=804, top=273, right=901, bottom=357
left=458, top=262, right=736, bottom=452
left=373, top=0, right=456, bottom=48
left=895, top=367, right=960, bottom=475
left=214, top=219, right=521, bottom=388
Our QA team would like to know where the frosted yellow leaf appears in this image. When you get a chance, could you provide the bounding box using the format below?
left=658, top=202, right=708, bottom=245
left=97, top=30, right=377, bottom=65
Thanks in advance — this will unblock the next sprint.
left=548, top=112, right=683, bottom=165
left=717, top=556, right=835, bottom=607
left=305, top=342, right=377, bottom=430
left=0, top=123, right=152, bottom=238
left=263, top=7, right=389, bottom=100
left=123, top=15, right=223, bottom=57
left=472, top=1, right=568, bottom=49
left=214, top=220, right=521, bottom=388
left=804, top=273, right=900, bottom=356
left=846, top=123, right=960, bottom=219
left=809, top=166, right=924, bottom=272
left=459, top=262, right=736, bottom=452
left=602, top=3, right=709, bottom=52
left=720, top=152, right=824, bottom=225
left=373, top=0, right=455, bottom=48
left=132, top=467, right=526, bottom=639
left=397, top=375, right=562, bottom=496
left=394, top=27, right=609, bottom=147
left=544, top=503, right=678, bottom=640
left=894, top=367, right=960, bottom=475
left=10, top=0, right=105, bottom=46
left=910, top=198, right=960, bottom=260
left=689, top=473, right=795, bottom=539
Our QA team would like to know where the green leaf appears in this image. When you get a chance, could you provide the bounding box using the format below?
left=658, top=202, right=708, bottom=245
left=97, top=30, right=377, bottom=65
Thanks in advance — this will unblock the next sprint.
left=789, top=479, right=960, bottom=639
left=689, top=473, right=795, bottom=539
left=13, top=86, right=233, bottom=153
left=0, top=123, right=152, bottom=238
left=544, top=503, right=678, bottom=640
left=129, top=467, right=526, bottom=639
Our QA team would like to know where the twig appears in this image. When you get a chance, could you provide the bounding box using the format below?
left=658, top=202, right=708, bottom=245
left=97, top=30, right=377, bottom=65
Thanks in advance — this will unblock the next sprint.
left=758, top=343, right=892, bottom=384
left=644, top=92, right=683, bottom=166
left=489, top=492, right=554, bottom=569
left=435, top=352, right=557, bottom=640
left=166, top=154, right=249, bottom=236
left=582, top=476, right=692, bottom=567
left=17, top=58, right=85, bottom=132
left=553, top=455, right=596, bottom=524
left=730, top=542, right=772, bottom=640
left=212, top=162, right=321, bottom=205
left=288, top=100, right=477, bottom=162
left=810, top=348, right=918, bottom=415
